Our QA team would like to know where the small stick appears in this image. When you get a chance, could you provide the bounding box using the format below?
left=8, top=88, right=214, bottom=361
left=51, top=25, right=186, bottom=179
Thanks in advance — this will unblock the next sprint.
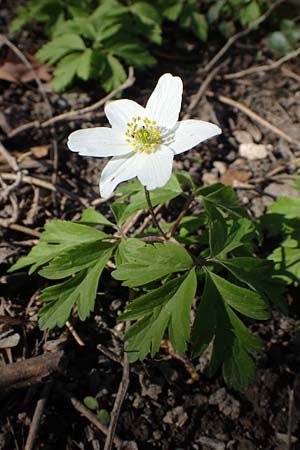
left=0, top=351, right=63, bottom=392
left=184, top=64, right=223, bottom=118
left=0, top=141, right=19, bottom=172
left=169, top=194, right=194, bottom=237
left=104, top=353, right=130, bottom=450
left=0, top=221, right=41, bottom=238
left=97, top=344, right=123, bottom=365
left=65, top=320, right=85, bottom=347
left=0, top=34, right=52, bottom=117
left=65, top=392, right=123, bottom=448
left=204, top=0, right=284, bottom=73
left=287, top=388, right=294, bottom=450
left=7, top=68, right=135, bottom=138
left=210, top=92, right=300, bottom=146
left=144, top=187, right=168, bottom=240
left=1, top=172, right=90, bottom=207
left=224, top=46, right=300, bottom=80
left=24, top=382, right=52, bottom=450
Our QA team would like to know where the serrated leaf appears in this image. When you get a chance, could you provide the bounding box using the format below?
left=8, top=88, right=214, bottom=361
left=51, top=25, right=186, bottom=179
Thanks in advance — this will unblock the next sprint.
left=198, top=184, right=248, bottom=218
left=191, top=272, right=262, bottom=391
left=223, top=338, right=256, bottom=391
left=219, top=257, right=286, bottom=310
left=38, top=247, right=112, bottom=329
left=203, top=200, right=254, bottom=257
left=268, top=239, right=300, bottom=285
left=111, top=174, right=182, bottom=225
left=120, top=269, right=197, bottom=359
left=208, top=271, right=270, bottom=320
left=268, top=197, right=300, bottom=219
left=39, top=241, right=114, bottom=280
left=107, top=40, right=156, bottom=68
left=76, top=48, right=93, bottom=80
left=79, top=208, right=115, bottom=227
left=113, top=241, right=193, bottom=287
left=52, top=53, right=82, bottom=91
left=101, top=54, right=127, bottom=92
left=37, top=33, right=86, bottom=65
left=9, top=220, right=107, bottom=274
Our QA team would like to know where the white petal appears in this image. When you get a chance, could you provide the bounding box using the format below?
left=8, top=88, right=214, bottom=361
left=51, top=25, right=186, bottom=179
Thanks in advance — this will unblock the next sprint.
left=137, top=145, right=174, bottom=191
left=68, top=127, right=131, bottom=157
left=145, top=73, right=183, bottom=129
left=105, top=99, right=146, bottom=130
left=170, top=120, right=222, bottom=155
left=100, top=153, right=139, bottom=198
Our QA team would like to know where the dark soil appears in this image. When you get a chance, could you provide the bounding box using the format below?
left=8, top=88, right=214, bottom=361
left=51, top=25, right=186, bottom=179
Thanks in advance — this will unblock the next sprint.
left=1, top=2, right=300, bottom=449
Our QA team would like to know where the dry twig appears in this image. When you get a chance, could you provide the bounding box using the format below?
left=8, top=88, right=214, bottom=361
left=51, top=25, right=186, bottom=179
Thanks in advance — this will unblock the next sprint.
left=204, top=0, right=284, bottom=73
left=210, top=92, right=300, bottom=146
left=0, top=351, right=63, bottom=392
left=224, top=46, right=300, bottom=80
left=24, top=382, right=52, bottom=450
left=65, top=392, right=123, bottom=448
left=8, top=67, right=135, bottom=138
left=104, top=353, right=130, bottom=450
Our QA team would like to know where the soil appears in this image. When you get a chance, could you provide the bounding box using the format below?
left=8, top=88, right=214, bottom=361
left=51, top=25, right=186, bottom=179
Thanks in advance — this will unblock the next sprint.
left=1, top=2, right=300, bottom=450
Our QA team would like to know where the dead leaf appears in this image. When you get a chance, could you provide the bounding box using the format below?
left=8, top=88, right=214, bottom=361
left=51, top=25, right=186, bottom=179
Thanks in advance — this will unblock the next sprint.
left=0, top=51, right=51, bottom=84
left=221, top=169, right=251, bottom=186
left=30, top=145, right=50, bottom=158
left=0, top=330, right=20, bottom=349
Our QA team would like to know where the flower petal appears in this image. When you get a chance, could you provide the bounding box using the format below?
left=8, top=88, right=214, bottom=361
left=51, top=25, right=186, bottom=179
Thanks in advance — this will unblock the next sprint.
left=170, top=119, right=222, bottom=155
left=100, top=153, right=139, bottom=198
left=105, top=99, right=146, bottom=131
left=137, top=145, right=174, bottom=191
left=145, top=73, right=183, bottom=129
left=68, top=127, right=131, bottom=157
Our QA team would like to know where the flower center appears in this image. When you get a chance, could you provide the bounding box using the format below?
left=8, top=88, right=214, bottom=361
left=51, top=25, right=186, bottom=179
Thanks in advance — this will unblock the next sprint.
left=125, top=117, right=161, bottom=153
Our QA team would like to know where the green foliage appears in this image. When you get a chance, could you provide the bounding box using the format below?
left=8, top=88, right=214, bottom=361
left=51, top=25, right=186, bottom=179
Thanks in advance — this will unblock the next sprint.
left=9, top=182, right=294, bottom=391
left=11, top=0, right=209, bottom=91
left=267, top=19, right=300, bottom=55
left=262, top=197, right=300, bottom=286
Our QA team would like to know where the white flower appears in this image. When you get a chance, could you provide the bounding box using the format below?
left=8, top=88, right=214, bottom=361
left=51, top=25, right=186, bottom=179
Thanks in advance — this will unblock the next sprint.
left=68, top=73, right=222, bottom=198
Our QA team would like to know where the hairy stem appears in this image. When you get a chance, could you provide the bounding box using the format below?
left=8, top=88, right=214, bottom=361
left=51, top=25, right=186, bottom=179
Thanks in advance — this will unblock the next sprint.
left=144, top=187, right=169, bottom=240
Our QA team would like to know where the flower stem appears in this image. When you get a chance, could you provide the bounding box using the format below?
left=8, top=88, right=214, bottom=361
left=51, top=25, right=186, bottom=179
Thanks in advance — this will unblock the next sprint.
left=144, top=187, right=169, bottom=240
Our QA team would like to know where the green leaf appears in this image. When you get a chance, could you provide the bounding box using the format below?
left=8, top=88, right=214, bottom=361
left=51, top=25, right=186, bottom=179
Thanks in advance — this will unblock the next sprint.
left=76, top=48, right=93, bottom=80
left=52, top=53, right=83, bottom=91
left=112, top=241, right=193, bottom=287
left=39, top=241, right=114, bottom=280
left=158, top=0, right=183, bottom=21
left=191, top=12, right=208, bottom=42
left=120, top=269, right=197, bottom=359
left=203, top=200, right=254, bottom=257
left=9, top=220, right=107, bottom=274
left=223, top=338, right=256, bottom=391
left=107, top=40, right=156, bottom=68
left=38, top=247, right=112, bottom=329
left=37, top=33, right=86, bottom=65
left=191, top=272, right=263, bottom=391
left=198, top=184, right=248, bottom=218
left=268, top=239, right=300, bottom=285
left=111, top=174, right=182, bottom=225
left=79, top=208, right=115, bottom=227
left=207, top=0, right=226, bottom=23
left=219, top=257, right=286, bottom=310
left=239, top=1, right=261, bottom=27
left=208, top=271, right=270, bottom=320
left=267, top=32, right=291, bottom=54
left=97, top=409, right=110, bottom=425
left=268, top=197, right=300, bottom=219
left=84, top=396, right=99, bottom=411
left=101, top=54, right=127, bottom=92
left=130, top=2, right=161, bottom=25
